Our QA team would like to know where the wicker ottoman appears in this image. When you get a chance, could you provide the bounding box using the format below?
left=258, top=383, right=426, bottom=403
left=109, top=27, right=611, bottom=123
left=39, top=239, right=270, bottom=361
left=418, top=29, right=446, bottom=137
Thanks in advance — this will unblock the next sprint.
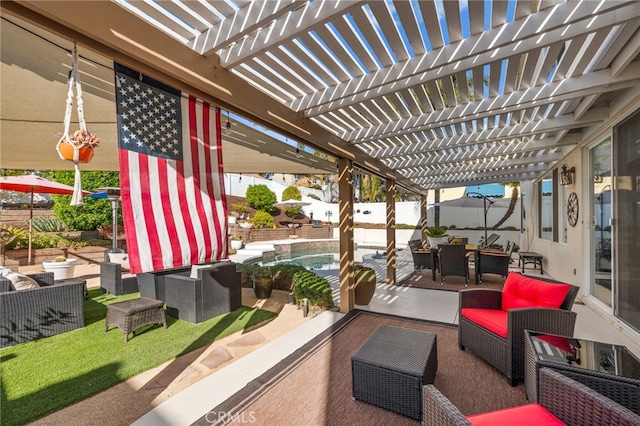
left=105, top=297, right=167, bottom=342
left=351, top=325, right=438, bottom=420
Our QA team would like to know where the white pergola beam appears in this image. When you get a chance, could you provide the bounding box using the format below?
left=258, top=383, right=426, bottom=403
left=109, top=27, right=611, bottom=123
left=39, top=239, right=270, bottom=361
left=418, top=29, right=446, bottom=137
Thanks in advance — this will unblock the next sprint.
left=291, top=1, right=639, bottom=115
left=189, top=1, right=305, bottom=55
left=220, top=1, right=367, bottom=68
left=345, top=65, right=639, bottom=143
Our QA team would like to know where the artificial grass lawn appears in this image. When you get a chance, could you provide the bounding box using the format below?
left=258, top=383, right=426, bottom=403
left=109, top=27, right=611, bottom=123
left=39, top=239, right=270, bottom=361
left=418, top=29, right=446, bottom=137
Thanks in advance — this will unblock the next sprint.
left=0, top=288, right=277, bottom=426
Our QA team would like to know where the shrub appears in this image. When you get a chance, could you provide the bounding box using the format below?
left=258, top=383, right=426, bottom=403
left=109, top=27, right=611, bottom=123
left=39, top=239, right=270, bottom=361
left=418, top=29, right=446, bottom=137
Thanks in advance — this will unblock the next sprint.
left=307, top=194, right=321, bottom=201
left=51, top=170, right=120, bottom=231
left=245, top=184, right=277, bottom=212
left=230, top=203, right=249, bottom=215
left=250, top=210, right=274, bottom=229
left=282, top=186, right=302, bottom=201
left=0, top=226, right=26, bottom=251
left=31, top=217, right=66, bottom=232
left=30, top=233, right=90, bottom=249
left=293, top=270, right=334, bottom=311
left=272, top=264, right=307, bottom=291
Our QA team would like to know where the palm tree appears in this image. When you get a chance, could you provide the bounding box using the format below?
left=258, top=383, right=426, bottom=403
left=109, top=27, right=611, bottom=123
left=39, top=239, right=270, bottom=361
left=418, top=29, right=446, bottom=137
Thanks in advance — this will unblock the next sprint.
left=360, top=174, right=384, bottom=202
left=492, top=182, right=520, bottom=229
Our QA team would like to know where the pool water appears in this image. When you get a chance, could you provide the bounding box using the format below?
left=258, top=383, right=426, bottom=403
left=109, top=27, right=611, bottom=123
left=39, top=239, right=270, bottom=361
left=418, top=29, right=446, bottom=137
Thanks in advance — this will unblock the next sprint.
left=260, top=249, right=379, bottom=270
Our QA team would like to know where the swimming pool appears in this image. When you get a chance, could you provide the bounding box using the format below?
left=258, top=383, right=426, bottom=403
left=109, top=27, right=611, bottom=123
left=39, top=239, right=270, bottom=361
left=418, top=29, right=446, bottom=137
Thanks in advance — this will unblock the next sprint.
left=258, top=249, right=379, bottom=270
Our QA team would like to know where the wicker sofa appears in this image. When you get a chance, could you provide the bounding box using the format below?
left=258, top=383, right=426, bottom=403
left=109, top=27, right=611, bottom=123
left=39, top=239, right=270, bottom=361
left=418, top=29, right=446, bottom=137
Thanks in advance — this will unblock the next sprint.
left=137, top=265, right=191, bottom=302
left=0, top=272, right=85, bottom=348
left=422, top=368, right=640, bottom=425
left=164, top=262, right=242, bottom=324
left=458, top=272, right=579, bottom=386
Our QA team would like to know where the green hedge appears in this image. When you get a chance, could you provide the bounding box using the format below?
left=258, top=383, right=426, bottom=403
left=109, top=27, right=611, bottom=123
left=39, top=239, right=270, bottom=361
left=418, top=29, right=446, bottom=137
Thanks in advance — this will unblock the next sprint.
left=292, top=270, right=334, bottom=311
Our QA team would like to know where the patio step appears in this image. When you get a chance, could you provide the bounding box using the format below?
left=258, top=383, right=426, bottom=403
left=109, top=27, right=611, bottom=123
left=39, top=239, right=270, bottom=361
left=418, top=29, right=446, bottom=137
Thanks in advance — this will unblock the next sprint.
left=243, top=242, right=275, bottom=252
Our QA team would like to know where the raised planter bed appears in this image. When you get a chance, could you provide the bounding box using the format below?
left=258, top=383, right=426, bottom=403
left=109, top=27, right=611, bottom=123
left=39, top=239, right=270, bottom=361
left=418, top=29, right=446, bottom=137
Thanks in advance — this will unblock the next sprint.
left=3, top=246, right=111, bottom=268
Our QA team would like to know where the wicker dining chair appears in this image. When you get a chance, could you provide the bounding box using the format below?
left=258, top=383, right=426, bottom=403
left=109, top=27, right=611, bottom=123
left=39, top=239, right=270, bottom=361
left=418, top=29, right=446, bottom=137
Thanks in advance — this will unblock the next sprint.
left=408, top=239, right=438, bottom=280
left=437, top=243, right=470, bottom=286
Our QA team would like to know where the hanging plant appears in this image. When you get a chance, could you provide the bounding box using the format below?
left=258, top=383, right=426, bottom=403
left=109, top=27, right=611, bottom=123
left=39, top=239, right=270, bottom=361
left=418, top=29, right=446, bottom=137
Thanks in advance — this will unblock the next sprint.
left=54, top=44, right=98, bottom=206
left=55, top=129, right=100, bottom=163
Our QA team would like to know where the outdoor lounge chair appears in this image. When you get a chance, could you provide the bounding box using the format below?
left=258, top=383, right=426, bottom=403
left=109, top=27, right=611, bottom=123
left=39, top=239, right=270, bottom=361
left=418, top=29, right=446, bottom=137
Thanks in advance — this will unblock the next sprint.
left=0, top=272, right=85, bottom=347
left=164, top=261, right=242, bottom=324
left=408, top=239, right=438, bottom=281
left=422, top=368, right=640, bottom=425
left=478, top=233, right=500, bottom=249
left=437, top=243, right=470, bottom=285
left=458, top=272, right=579, bottom=386
left=100, top=252, right=139, bottom=296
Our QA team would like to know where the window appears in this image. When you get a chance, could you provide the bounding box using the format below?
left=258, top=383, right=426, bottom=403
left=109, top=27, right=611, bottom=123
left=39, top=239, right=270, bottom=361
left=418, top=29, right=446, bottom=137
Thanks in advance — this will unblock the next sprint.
left=538, top=169, right=558, bottom=241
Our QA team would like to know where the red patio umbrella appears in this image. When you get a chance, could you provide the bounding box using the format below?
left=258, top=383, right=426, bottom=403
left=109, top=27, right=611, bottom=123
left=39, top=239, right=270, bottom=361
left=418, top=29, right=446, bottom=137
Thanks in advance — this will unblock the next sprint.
left=0, top=175, right=90, bottom=265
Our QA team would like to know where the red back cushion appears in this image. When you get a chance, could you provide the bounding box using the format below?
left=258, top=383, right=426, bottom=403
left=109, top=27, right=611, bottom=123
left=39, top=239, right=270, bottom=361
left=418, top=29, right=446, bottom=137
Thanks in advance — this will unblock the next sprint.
left=502, top=272, right=571, bottom=311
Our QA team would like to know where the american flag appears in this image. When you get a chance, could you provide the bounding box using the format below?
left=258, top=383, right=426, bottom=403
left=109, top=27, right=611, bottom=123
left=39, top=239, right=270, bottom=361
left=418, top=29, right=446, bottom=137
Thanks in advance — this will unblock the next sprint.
left=114, top=63, right=227, bottom=274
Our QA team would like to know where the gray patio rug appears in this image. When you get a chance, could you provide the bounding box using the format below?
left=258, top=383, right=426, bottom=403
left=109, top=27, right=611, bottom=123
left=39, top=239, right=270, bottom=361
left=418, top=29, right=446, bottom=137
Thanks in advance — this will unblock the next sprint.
left=196, top=310, right=526, bottom=425
left=400, top=268, right=507, bottom=292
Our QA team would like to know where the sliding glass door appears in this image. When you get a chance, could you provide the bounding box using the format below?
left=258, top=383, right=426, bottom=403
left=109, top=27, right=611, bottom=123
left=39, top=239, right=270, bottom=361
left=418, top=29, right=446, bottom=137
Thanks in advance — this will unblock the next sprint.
left=591, top=139, right=612, bottom=307
left=614, top=111, right=640, bottom=331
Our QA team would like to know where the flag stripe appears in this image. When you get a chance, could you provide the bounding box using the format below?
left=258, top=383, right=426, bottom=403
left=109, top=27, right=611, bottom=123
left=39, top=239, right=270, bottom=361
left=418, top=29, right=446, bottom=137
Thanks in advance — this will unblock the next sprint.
left=154, top=158, right=180, bottom=267
left=115, top=63, right=226, bottom=274
left=215, top=111, right=228, bottom=257
left=118, top=150, right=141, bottom=272
left=188, top=96, right=213, bottom=262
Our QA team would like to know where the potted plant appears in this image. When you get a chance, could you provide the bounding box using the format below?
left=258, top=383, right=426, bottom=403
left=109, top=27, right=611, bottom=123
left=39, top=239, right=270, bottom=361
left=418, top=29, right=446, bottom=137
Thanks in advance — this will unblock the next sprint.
left=229, top=236, right=243, bottom=251
left=426, top=226, right=449, bottom=247
left=229, top=203, right=250, bottom=225
left=354, top=264, right=377, bottom=305
left=252, top=265, right=274, bottom=299
left=42, top=255, right=77, bottom=280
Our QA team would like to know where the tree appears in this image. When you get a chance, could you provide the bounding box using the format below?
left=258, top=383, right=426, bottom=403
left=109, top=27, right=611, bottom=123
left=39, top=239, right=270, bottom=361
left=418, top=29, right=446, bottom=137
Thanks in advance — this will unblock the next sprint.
left=282, top=186, right=302, bottom=201
left=245, top=184, right=277, bottom=212
left=282, top=185, right=303, bottom=217
left=360, top=174, right=384, bottom=202
left=492, top=182, right=520, bottom=229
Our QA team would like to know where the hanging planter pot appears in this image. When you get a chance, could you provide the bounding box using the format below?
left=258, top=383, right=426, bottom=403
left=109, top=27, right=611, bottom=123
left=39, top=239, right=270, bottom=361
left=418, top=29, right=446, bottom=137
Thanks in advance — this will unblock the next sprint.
left=57, top=140, right=95, bottom=163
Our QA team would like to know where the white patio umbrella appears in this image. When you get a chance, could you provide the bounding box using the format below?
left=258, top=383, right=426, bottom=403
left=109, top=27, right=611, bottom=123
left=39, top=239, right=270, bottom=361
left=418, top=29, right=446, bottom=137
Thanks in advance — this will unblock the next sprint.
left=0, top=175, right=90, bottom=264
left=435, top=196, right=510, bottom=242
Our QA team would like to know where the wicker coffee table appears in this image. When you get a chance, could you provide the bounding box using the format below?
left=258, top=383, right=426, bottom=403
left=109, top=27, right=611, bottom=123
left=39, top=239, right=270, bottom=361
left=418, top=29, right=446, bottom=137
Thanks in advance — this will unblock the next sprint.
left=105, top=297, right=167, bottom=342
left=351, top=324, right=438, bottom=420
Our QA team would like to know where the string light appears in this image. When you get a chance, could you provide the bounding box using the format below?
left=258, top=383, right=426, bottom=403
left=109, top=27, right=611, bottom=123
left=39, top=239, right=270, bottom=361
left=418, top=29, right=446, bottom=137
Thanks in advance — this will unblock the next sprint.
left=225, top=111, right=232, bottom=135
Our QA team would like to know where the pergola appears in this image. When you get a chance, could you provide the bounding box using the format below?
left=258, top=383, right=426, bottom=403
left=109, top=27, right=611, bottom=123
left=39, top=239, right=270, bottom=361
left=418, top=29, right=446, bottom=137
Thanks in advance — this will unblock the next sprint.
left=2, top=0, right=640, bottom=311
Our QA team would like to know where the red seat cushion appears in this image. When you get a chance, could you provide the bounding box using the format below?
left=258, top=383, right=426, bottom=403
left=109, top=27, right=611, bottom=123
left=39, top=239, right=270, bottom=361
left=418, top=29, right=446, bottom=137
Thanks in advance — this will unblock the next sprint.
left=501, top=272, right=571, bottom=311
left=468, top=403, right=565, bottom=426
left=461, top=308, right=508, bottom=338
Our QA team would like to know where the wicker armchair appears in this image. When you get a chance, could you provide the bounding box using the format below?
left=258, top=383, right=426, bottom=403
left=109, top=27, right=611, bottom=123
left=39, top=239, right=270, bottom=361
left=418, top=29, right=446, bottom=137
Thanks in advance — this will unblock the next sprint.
left=100, top=252, right=139, bottom=296
left=422, top=368, right=640, bottom=426
left=164, top=262, right=242, bottom=324
left=408, top=239, right=438, bottom=281
left=0, top=272, right=85, bottom=348
left=458, top=273, right=579, bottom=386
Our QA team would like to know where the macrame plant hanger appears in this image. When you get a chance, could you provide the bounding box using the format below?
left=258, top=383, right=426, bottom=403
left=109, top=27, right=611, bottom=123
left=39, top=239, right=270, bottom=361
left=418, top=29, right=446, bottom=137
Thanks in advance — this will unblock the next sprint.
left=56, top=44, right=94, bottom=206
